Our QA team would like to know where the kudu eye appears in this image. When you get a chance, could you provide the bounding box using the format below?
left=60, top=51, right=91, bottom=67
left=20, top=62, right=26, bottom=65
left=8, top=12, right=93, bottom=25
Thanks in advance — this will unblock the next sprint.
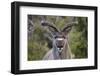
left=54, top=36, right=58, bottom=39
left=63, top=36, right=66, bottom=39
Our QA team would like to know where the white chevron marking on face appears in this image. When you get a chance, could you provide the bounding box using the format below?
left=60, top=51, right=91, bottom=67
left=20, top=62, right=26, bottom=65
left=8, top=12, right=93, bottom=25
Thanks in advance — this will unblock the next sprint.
left=56, top=38, right=64, bottom=40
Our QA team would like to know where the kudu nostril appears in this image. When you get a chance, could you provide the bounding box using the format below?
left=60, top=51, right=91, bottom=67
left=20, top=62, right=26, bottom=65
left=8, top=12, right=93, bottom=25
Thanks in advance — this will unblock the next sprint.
left=57, top=45, right=63, bottom=48
left=56, top=40, right=64, bottom=48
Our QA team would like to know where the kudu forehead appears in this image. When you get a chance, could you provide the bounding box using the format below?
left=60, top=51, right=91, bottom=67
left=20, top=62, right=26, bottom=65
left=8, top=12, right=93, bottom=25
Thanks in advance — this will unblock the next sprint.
left=54, top=32, right=66, bottom=38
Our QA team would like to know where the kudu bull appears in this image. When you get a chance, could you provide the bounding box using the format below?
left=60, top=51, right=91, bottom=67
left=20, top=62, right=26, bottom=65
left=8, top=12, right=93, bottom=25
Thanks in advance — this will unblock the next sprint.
left=41, top=21, right=78, bottom=60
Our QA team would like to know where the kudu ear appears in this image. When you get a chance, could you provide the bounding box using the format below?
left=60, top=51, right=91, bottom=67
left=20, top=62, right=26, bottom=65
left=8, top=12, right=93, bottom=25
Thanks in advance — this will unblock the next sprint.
left=41, top=21, right=59, bottom=35
left=62, top=21, right=78, bottom=35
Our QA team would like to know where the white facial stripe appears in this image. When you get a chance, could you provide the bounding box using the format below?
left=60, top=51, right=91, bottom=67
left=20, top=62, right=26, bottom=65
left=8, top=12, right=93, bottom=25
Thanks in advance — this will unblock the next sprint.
left=56, top=38, right=64, bottom=40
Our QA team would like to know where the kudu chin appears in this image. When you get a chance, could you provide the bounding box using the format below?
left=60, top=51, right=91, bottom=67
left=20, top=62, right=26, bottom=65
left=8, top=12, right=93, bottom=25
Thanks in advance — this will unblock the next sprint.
left=41, top=21, right=78, bottom=60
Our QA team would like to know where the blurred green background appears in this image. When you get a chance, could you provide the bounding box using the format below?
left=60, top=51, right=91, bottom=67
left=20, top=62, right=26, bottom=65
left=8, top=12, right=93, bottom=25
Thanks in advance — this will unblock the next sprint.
left=28, top=15, right=88, bottom=61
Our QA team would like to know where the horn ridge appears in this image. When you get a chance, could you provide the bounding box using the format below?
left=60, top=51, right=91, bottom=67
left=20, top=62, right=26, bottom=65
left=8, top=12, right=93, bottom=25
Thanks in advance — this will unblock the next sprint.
left=62, top=21, right=78, bottom=32
left=41, top=21, right=59, bottom=32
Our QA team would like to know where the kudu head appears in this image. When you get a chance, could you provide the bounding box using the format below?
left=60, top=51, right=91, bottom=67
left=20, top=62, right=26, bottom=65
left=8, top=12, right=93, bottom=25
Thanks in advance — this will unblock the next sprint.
left=41, top=21, right=78, bottom=53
